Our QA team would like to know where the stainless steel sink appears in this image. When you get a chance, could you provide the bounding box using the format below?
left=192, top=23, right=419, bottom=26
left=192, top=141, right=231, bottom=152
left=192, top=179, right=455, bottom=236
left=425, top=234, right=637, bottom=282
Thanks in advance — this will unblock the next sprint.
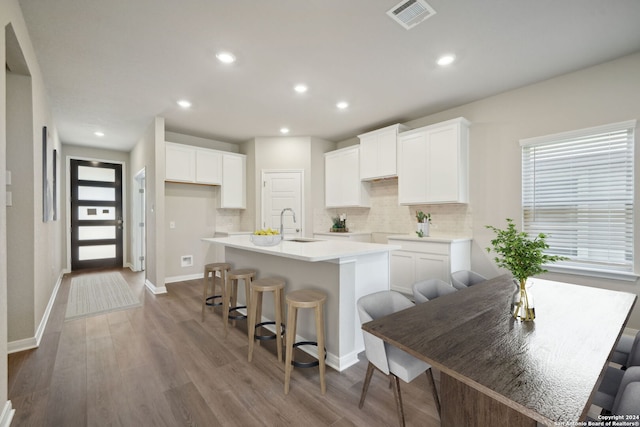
left=285, top=238, right=323, bottom=243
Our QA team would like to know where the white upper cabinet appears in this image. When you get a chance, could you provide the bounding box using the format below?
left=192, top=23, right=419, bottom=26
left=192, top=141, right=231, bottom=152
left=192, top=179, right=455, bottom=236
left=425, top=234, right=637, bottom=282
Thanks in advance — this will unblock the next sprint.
left=165, top=142, right=196, bottom=182
left=165, top=142, right=246, bottom=209
left=165, top=142, right=222, bottom=185
left=325, top=146, right=370, bottom=208
left=398, top=117, right=470, bottom=204
left=220, top=153, right=246, bottom=209
left=195, top=148, right=222, bottom=184
left=358, top=123, right=408, bottom=180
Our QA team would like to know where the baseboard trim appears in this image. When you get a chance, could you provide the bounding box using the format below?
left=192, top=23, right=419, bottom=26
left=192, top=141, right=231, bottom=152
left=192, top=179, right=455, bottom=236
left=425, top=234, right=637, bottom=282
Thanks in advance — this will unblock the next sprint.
left=7, top=271, right=64, bottom=354
left=7, top=336, right=37, bottom=354
left=145, top=279, right=167, bottom=295
left=165, top=273, right=203, bottom=284
left=0, top=401, right=14, bottom=427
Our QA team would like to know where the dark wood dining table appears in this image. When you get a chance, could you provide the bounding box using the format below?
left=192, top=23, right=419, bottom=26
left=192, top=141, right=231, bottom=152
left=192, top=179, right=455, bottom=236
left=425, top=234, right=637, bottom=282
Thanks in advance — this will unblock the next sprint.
left=361, top=274, right=636, bottom=426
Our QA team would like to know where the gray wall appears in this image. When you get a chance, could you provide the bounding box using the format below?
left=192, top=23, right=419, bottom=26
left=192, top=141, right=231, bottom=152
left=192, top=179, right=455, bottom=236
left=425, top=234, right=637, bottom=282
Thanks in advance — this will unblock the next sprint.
left=130, top=117, right=165, bottom=290
left=6, top=72, right=34, bottom=342
left=1, top=0, right=64, bottom=415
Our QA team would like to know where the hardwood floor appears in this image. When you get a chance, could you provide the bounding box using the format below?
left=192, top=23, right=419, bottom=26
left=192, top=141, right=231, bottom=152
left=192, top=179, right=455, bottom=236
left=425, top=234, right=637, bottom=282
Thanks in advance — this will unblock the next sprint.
left=8, top=269, right=442, bottom=426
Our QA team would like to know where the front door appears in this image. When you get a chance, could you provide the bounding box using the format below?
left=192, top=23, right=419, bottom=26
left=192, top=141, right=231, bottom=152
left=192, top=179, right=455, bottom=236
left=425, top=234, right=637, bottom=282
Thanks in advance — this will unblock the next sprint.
left=70, top=159, right=123, bottom=270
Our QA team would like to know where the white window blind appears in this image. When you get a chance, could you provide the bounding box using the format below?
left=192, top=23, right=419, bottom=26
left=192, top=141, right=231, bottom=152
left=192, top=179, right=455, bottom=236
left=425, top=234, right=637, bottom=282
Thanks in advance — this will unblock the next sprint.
left=520, top=120, right=635, bottom=273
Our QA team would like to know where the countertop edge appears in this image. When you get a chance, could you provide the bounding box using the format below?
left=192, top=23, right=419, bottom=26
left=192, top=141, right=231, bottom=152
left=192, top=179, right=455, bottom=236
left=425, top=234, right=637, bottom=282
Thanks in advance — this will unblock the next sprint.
left=202, top=237, right=400, bottom=262
left=387, top=234, right=472, bottom=243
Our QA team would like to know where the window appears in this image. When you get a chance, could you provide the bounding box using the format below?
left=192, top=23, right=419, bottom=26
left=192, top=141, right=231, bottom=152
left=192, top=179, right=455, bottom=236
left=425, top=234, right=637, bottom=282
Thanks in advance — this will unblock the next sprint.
left=520, top=120, right=636, bottom=279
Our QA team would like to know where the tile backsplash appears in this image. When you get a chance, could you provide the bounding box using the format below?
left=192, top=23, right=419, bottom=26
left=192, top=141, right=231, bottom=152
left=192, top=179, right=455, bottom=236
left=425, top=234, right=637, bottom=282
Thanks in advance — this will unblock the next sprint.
left=315, top=178, right=472, bottom=237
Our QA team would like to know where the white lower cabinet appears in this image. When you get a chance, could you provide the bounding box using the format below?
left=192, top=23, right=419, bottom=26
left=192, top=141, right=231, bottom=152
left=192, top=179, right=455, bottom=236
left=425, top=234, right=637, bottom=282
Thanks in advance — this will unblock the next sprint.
left=388, top=237, right=471, bottom=295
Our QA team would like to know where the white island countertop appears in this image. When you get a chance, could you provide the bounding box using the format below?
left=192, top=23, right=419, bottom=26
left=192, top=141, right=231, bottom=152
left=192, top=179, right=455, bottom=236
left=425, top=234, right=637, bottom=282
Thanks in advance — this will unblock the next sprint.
left=202, top=234, right=400, bottom=263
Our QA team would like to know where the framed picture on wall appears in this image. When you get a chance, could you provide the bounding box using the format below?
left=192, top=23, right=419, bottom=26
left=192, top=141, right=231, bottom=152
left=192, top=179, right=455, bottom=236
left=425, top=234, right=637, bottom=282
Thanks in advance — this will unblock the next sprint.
left=53, top=148, right=58, bottom=221
left=42, top=126, right=54, bottom=222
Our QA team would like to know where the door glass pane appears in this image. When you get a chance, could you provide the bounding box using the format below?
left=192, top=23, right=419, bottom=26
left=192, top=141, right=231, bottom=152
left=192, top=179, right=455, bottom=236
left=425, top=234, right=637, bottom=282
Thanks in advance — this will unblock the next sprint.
left=78, top=166, right=115, bottom=182
left=78, top=226, right=115, bottom=240
left=78, top=186, right=115, bottom=201
left=79, top=244, right=116, bottom=260
left=78, top=206, right=115, bottom=220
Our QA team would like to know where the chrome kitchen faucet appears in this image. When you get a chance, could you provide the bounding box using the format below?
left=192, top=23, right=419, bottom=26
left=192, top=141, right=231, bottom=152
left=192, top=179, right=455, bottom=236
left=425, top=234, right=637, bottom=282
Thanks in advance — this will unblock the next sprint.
left=280, top=208, right=296, bottom=236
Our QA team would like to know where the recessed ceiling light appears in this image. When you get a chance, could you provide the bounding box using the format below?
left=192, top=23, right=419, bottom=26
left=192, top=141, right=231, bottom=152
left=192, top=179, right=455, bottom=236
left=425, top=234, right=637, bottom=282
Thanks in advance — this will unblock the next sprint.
left=294, top=84, right=308, bottom=93
left=216, top=51, right=236, bottom=64
left=437, top=54, right=456, bottom=66
left=94, top=131, right=104, bottom=137
left=177, top=100, right=192, bottom=108
left=336, top=101, right=349, bottom=110
left=280, top=127, right=290, bottom=134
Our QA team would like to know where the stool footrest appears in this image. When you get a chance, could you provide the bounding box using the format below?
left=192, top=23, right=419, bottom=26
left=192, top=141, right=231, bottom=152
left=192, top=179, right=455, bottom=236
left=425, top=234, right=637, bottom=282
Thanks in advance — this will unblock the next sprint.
left=291, top=341, right=327, bottom=368
left=254, top=322, right=286, bottom=341
left=205, top=295, right=223, bottom=307
left=228, top=306, right=247, bottom=320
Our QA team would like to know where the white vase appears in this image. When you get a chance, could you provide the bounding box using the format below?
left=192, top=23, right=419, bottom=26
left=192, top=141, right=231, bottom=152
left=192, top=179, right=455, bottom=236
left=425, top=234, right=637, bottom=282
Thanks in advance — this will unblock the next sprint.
left=417, top=222, right=430, bottom=236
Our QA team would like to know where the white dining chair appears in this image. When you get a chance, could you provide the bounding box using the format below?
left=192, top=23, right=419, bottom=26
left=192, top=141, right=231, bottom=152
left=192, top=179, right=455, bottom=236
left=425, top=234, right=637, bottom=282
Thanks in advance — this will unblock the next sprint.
left=592, top=366, right=640, bottom=415
left=451, top=269, right=487, bottom=290
left=412, top=278, right=457, bottom=304
left=357, top=290, right=441, bottom=426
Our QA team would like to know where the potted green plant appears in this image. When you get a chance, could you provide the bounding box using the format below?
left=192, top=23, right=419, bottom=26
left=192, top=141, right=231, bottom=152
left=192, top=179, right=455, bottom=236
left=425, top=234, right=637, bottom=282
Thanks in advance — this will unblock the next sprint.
left=415, top=211, right=431, bottom=237
left=485, top=218, right=566, bottom=321
left=331, top=214, right=348, bottom=232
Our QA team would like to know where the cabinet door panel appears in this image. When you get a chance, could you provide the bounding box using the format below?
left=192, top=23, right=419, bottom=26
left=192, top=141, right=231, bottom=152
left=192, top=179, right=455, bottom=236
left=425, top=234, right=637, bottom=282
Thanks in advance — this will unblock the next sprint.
left=390, top=251, right=415, bottom=295
left=325, top=147, right=369, bottom=207
left=195, top=149, right=222, bottom=184
left=325, top=153, right=342, bottom=207
left=165, top=144, right=195, bottom=182
left=415, top=253, right=450, bottom=283
left=398, top=132, right=428, bottom=204
left=221, top=154, right=246, bottom=208
left=341, top=148, right=361, bottom=205
left=378, top=131, right=397, bottom=177
left=427, top=125, right=459, bottom=202
left=359, top=135, right=378, bottom=180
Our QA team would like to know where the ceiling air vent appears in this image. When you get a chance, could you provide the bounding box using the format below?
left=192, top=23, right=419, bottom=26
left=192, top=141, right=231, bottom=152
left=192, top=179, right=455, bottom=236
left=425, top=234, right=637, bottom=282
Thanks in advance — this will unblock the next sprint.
left=387, top=0, right=436, bottom=30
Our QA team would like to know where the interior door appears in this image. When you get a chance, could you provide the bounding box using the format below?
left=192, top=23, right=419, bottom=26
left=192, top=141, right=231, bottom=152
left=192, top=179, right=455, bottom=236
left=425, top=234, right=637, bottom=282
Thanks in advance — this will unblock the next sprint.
left=262, top=171, right=302, bottom=237
left=70, top=159, right=123, bottom=270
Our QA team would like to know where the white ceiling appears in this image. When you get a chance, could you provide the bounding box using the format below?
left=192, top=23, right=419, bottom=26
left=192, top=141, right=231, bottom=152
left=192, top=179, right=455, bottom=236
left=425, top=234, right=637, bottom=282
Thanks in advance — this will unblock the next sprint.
left=16, top=0, right=640, bottom=151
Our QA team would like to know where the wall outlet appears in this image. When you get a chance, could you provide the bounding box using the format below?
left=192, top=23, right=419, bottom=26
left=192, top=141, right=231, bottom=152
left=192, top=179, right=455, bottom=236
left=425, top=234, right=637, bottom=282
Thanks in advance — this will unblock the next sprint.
left=181, top=255, right=193, bottom=267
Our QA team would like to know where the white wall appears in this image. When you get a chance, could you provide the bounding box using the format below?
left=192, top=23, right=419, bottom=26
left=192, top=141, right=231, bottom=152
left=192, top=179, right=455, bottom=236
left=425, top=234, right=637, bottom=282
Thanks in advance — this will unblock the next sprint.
left=164, top=183, right=218, bottom=279
left=252, top=136, right=335, bottom=237
left=130, top=116, right=165, bottom=292
left=162, top=132, right=245, bottom=280
left=335, top=52, right=640, bottom=329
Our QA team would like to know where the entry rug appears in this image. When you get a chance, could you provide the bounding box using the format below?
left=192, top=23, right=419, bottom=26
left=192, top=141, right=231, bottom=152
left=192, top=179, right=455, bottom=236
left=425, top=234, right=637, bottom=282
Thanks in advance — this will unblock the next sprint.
left=65, top=272, right=141, bottom=320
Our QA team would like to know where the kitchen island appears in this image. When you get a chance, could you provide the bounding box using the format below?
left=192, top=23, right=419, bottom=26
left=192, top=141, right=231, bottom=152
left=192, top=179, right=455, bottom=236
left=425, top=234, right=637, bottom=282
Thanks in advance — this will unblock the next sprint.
left=203, top=235, right=400, bottom=371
